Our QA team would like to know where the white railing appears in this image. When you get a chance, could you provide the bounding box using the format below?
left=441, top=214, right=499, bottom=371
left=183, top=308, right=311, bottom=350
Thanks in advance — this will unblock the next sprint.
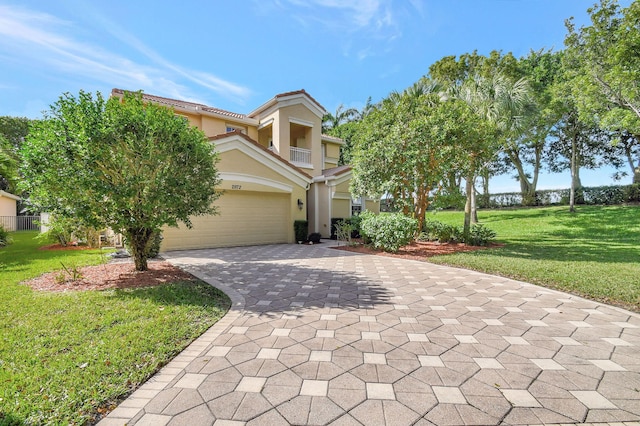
left=290, top=147, right=311, bottom=165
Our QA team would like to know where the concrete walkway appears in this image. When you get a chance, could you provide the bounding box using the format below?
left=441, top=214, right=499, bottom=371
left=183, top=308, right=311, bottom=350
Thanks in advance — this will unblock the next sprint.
left=100, top=244, right=640, bottom=425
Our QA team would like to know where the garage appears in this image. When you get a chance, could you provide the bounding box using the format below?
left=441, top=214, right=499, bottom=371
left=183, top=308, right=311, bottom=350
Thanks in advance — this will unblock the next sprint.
left=161, top=190, right=290, bottom=251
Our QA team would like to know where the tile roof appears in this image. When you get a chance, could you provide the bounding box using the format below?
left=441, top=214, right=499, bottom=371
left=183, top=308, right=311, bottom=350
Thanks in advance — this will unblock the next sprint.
left=321, top=165, right=352, bottom=177
left=111, top=89, right=248, bottom=120
left=209, top=131, right=313, bottom=180
left=274, top=89, right=326, bottom=112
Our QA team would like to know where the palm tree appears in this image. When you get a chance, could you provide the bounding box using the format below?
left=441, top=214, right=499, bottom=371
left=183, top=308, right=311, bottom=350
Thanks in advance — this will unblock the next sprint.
left=453, top=73, right=531, bottom=237
left=322, top=104, right=359, bottom=133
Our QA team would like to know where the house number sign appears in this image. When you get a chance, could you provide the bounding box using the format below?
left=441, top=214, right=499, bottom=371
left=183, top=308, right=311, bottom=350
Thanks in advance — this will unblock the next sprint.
left=231, top=185, right=242, bottom=190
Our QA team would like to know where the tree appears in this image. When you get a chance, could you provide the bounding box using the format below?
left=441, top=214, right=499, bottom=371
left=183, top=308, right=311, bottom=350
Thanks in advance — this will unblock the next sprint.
left=546, top=110, right=611, bottom=212
left=0, top=116, right=32, bottom=192
left=322, top=104, right=359, bottom=133
left=20, top=91, right=222, bottom=271
left=454, top=73, right=530, bottom=237
left=564, top=0, right=640, bottom=182
left=351, top=83, right=485, bottom=233
left=504, top=50, right=563, bottom=205
left=0, top=135, right=18, bottom=192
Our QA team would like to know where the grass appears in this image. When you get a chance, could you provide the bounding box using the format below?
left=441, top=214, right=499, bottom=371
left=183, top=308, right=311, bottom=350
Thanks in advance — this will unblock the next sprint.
left=426, top=204, right=640, bottom=312
left=0, top=231, right=230, bottom=425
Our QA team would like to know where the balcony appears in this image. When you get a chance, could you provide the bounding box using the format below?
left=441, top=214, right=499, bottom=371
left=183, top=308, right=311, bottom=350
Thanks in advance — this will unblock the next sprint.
left=290, top=146, right=312, bottom=168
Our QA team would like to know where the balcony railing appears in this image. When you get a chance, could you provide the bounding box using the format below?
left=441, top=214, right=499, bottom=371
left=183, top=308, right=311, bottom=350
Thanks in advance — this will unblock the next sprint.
left=290, top=146, right=312, bottom=166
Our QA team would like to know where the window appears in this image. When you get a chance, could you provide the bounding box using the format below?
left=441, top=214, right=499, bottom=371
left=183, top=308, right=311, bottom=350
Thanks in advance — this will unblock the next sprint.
left=351, top=196, right=363, bottom=216
left=226, top=124, right=247, bottom=134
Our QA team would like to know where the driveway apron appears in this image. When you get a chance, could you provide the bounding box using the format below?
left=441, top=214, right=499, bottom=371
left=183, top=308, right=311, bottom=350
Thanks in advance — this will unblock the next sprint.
left=100, top=244, right=640, bottom=426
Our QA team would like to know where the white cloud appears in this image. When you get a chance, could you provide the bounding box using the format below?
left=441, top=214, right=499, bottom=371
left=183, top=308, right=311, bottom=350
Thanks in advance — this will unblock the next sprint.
left=0, top=4, right=251, bottom=106
left=270, top=0, right=425, bottom=61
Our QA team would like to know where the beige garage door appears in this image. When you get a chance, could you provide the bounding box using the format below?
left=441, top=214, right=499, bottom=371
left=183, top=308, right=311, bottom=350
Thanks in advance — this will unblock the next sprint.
left=162, top=191, right=290, bottom=251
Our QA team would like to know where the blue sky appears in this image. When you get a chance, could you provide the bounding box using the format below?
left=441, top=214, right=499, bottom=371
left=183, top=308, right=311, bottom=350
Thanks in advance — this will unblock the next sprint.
left=0, top=0, right=632, bottom=192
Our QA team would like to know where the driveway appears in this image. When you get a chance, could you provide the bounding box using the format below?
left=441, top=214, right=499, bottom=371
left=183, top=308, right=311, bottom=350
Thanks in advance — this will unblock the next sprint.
left=100, top=244, right=640, bottom=425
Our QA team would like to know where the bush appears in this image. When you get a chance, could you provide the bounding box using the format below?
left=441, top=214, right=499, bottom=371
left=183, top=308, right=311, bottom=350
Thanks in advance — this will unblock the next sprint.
left=331, top=216, right=362, bottom=239
left=468, top=224, right=497, bottom=246
left=0, top=224, right=10, bottom=247
left=348, top=214, right=363, bottom=238
left=147, top=230, right=163, bottom=258
left=422, top=219, right=463, bottom=243
left=334, top=219, right=358, bottom=245
left=307, top=232, right=321, bottom=244
left=39, top=216, right=102, bottom=248
left=294, top=220, right=308, bottom=243
left=359, top=211, right=417, bottom=253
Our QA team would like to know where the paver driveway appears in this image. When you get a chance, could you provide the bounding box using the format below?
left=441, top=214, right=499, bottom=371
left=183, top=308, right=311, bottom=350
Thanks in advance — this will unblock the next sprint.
left=100, top=244, right=640, bottom=426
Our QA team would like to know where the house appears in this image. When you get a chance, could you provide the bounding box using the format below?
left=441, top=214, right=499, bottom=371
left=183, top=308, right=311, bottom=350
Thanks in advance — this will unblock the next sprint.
left=0, top=190, right=20, bottom=231
left=111, top=89, right=379, bottom=251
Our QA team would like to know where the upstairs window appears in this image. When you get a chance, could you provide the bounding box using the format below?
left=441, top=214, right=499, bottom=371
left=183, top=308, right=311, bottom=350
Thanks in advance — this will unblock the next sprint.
left=226, top=124, right=247, bottom=134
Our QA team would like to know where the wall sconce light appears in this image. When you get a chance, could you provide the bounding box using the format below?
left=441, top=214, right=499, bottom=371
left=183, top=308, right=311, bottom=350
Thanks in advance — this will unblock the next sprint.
left=297, top=199, right=304, bottom=210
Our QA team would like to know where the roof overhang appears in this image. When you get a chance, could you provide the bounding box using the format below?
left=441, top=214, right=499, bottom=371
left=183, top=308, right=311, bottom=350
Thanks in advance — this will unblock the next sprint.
left=0, top=190, right=21, bottom=201
left=249, top=90, right=326, bottom=120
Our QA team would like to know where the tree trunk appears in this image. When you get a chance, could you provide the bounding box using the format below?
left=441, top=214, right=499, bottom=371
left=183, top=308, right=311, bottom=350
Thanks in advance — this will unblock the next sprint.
left=471, top=177, right=478, bottom=224
left=126, top=228, right=153, bottom=271
left=463, top=171, right=473, bottom=240
left=506, top=148, right=536, bottom=206
left=570, top=134, right=578, bottom=213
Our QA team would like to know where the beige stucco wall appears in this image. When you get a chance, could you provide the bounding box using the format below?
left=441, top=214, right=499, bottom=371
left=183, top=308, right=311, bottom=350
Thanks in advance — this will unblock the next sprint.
left=215, top=145, right=308, bottom=242
left=365, top=199, right=381, bottom=214
left=323, top=142, right=340, bottom=169
left=0, top=196, right=16, bottom=217
left=331, top=199, right=351, bottom=220
left=0, top=195, right=17, bottom=231
left=161, top=141, right=309, bottom=250
left=277, top=104, right=323, bottom=174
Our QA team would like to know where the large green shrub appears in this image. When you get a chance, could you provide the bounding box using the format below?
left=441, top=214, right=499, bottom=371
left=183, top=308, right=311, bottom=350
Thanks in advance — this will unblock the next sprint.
left=39, top=215, right=101, bottom=247
left=293, top=220, right=308, bottom=243
left=359, top=211, right=417, bottom=252
left=421, top=219, right=495, bottom=246
left=468, top=224, right=497, bottom=246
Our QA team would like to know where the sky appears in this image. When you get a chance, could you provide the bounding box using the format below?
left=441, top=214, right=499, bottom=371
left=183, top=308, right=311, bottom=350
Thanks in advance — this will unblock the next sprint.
left=0, top=0, right=633, bottom=192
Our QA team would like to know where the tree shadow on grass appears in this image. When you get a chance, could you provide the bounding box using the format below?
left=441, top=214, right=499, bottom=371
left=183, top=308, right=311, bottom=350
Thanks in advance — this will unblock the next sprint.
left=470, top=237, right=640, bottom=264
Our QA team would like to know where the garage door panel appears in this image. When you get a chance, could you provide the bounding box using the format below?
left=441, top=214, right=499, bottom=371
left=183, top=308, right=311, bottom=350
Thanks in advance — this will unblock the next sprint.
left=162, top=191, right=290, bottom=251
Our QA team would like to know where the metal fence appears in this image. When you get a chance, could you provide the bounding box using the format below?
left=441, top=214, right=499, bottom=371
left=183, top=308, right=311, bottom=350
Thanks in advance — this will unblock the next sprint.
left=0, top=215, right=41, bottom=231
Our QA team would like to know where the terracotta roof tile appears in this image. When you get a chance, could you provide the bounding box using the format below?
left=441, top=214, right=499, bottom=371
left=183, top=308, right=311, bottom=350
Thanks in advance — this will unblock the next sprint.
left=321, top=165, right=352, bottom=177
left=111, top=89, right=248, bottom=120
left=209, top=131, right=313, bottom=180
left=274, top=89, right=326, bottom=112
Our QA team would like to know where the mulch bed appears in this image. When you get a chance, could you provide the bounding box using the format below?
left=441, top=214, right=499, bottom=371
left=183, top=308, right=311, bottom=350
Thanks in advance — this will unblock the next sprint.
left=332, top=240, right=502, bottom=261
left=23, top=260, right=196, bottom=293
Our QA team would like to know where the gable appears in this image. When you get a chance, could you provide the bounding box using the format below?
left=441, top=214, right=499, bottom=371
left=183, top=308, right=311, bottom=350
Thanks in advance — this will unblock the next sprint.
left=214, top=133, right=311, bottom=192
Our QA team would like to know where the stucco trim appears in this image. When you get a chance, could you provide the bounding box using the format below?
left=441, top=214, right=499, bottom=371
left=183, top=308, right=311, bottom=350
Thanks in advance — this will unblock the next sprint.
left=219, top=173, right=293, bottom=193
left=289, top=117, right=315, bottom=128
left=0, top=190, right=21, bottom=201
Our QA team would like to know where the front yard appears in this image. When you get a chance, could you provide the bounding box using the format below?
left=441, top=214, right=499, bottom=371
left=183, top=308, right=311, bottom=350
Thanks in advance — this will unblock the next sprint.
left=426, top=205, right=640, bottom=313
left=0, top=231, right=229, bottom=425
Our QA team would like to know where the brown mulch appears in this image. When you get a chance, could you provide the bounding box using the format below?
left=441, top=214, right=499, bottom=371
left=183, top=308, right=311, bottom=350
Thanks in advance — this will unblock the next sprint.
left=332, top=240, right=503, bottom=261
left=23, top=260, right=197, bottom=293
left=38, top=243, right=96, bottom=251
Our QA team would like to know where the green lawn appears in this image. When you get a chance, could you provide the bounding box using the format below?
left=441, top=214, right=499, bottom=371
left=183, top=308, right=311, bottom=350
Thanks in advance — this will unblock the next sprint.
left=427, top=205, right=640, bottom=312
left=0, top=231, right=230, bottom=425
